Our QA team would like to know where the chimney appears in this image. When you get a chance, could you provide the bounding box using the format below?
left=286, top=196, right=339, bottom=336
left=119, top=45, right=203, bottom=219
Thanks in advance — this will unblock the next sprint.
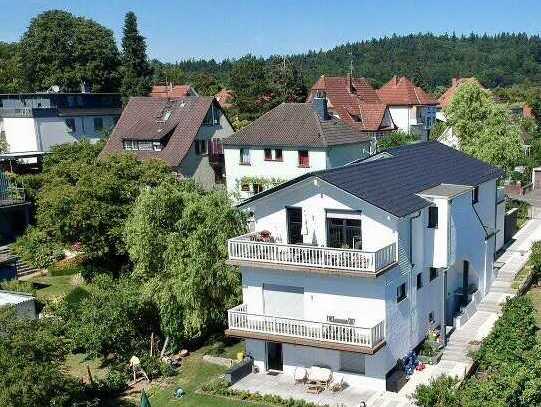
left=312, top=90, right=328, bottom=121
left=347, top=73, right=354, bottom=93
left=80, top=81, right=91, bottom=94
left=452, top=77, right=459, bottom=87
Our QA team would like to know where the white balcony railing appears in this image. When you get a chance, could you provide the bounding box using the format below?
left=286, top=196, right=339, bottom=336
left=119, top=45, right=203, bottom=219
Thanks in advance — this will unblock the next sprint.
left=228, top=304, right=385, bottom=349
left=228, top=232, right=397, bottom=273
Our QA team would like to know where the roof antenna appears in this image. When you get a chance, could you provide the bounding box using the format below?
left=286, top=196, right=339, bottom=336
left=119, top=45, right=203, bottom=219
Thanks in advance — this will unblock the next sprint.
left=348, top=52, right=354, bottom=93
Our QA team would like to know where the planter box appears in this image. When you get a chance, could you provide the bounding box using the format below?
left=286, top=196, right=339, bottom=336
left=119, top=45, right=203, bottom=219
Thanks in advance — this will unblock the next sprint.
left=418, top=351, right=443, bottom=365
left=225, top=358, right=253, bottom=385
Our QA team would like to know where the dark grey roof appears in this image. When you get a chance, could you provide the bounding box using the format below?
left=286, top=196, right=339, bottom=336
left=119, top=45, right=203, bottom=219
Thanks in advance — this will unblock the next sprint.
left=240, top=142, right=503, bottom=217
left=222, top=103, right=372, bottom=148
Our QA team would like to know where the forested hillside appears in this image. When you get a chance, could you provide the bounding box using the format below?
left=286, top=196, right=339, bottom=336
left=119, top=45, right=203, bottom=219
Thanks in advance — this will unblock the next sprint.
left=155, top=33, right=541, bottom=93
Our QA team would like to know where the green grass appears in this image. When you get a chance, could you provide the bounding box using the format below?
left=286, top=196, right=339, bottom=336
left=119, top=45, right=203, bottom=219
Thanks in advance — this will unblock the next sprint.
left=27, top=273, right=84, bottom=299
left=64, top=353, right=109, bottom=382
left=146, top=342, right=262, bottom=407
left=512, top=264, right=532, bottom=290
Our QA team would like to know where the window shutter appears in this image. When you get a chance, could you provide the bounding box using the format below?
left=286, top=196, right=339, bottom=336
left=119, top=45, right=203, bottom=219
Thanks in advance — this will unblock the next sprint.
left=195, top=140, right=200, bottom=155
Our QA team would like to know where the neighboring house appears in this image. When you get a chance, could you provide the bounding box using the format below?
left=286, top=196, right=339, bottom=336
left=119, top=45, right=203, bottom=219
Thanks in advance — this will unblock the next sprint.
left=216, top=89, right=234, bottom=110
left=149, top=84, right=199, bottom=98
left=223, top=95, right=384, bottom=200
left=0, top=89, right=121, bottom=163
left=307, top=75, right=396, bottom=137
left=225, top=142, right=505, bottom=391
left=0, top=290, right=36, bottom=319
left=376, top=76, right=438, bottom=139
left=0, top=171, right=31, bottom=243
left=100, top=96, right=234, bottom=189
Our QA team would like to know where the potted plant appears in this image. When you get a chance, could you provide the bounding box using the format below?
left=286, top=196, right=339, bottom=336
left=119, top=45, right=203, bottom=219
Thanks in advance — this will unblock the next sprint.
left=418, top=328, right=443, bottom=365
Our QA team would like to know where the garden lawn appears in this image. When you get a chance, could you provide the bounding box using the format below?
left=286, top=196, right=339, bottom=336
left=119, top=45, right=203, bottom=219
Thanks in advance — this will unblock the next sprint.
left=147, top=343, right=265, bottom=407
left=64, top=353, right=109, bottom=382
left=26, top=273, right=85, bottom=300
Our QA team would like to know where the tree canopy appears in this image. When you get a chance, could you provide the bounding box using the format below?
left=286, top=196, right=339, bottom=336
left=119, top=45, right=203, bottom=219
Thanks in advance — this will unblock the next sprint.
left=445, top=81, right=524, bottom=173
left=120, top=11, right=153, bottom=100
left=124, top=180, right=246, bottom=343
left=19, top=10, right=120, bottom=92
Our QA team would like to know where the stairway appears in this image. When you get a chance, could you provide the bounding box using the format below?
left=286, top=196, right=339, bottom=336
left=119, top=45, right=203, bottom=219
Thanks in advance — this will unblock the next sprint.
left=0, top=245, right=42, bottom=278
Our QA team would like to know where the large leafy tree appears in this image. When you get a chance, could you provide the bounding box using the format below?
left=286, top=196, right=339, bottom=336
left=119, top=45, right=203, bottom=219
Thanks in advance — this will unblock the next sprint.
left=124, top=180, right=246, bottom=344
left=268, top=57, right=307, bottom=106
left=19, top=10, right=120, bottom=92
left=120, top=11, right=153, bottom=100
left=0, top=308, right=82, bottom=406
left=0, top=42, right=24, bottom=93
left=13, top=141, right=173, bottom=268
left=445, top=81, right=524, bottom=173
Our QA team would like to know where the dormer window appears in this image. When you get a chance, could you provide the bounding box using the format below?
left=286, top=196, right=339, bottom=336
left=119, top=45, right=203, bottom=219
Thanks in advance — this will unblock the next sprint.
left=350, top=114, right=363, bottom=123
left=163, top=110, right=171, bottom=121
left=203, top=105, right=219, bottom=126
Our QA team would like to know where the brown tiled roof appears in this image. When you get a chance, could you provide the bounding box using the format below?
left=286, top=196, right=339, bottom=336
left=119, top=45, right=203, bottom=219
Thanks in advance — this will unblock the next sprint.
left=215, top=89, right=234, bottom=109
left=377, top=76, right=438, bottom=106
left=222, top=102, right=373, bottom=148
left=150, top=85, right=196, bottom=98
left=307, top=75, right=395, bottom=131
left=100, top=96, right=213, bottom=167
left=438, top=77, right=483, bottom=109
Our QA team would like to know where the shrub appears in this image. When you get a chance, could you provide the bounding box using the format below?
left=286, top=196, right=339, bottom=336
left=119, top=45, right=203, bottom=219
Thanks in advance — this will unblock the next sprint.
left=413, top=375, right=459, bottom=407
left=529, top=241, right=541, bottom=278
left=12, top=227, right=64, bottom=269
left=48, top=255, right=88, bottom=277
left=139, top=355, right=176, bottom=380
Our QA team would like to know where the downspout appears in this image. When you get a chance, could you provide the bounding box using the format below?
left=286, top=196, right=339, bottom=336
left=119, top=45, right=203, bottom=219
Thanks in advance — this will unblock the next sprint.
left=408, top=211, right=421, bottom=347
left=441, top=267, right=448, bottom=346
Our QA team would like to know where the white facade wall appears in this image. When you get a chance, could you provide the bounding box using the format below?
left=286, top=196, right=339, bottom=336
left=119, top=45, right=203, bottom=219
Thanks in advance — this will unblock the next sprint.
left=3, top=117, right=39, bottom=153
left=3, top=115, right=116, bottom=154
left=237, top=176, right=499, bottom=391
left=225, top=142, right=372, bottom=200
left=388, top=106, right=412, bottom=133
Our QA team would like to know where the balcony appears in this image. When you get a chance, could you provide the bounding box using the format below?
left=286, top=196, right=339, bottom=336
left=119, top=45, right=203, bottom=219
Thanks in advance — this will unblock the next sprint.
left=226, top=304, right=385, bottom=354
left=227, top=232, right=397, bottom=275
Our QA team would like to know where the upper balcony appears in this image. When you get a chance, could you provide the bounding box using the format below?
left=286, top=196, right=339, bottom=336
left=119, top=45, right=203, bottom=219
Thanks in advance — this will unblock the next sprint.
left=227, top=231, right=397, bottom=277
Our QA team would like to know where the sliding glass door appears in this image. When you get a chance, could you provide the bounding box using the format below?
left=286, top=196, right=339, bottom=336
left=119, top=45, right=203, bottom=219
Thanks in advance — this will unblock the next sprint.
left=327, top=217, right=362, bottom=249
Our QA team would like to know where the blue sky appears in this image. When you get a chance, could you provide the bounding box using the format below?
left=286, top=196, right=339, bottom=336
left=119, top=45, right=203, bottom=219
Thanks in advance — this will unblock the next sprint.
left=1, top=0, right=541, bottom=62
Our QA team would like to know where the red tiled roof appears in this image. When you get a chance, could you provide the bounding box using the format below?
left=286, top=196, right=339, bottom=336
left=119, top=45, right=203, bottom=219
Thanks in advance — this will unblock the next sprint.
left=215, top=89, right=234, bottom=109
left=100, top=96, right=214, bottom=167
left=438, top=77, right=483, bottom=109
left=150, top=85, right=195, bottom=98
left=377, top=76, right=438, bottom=106
left=307, top=75, right=395, bottom=131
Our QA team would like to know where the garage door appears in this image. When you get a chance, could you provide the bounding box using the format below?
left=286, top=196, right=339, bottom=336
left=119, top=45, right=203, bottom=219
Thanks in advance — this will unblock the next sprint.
left=263, top=284, right=304, bottom=319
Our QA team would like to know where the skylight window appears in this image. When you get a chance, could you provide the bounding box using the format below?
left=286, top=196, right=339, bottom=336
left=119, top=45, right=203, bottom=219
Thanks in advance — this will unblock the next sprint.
left=163, top=110, right=171, bottom=121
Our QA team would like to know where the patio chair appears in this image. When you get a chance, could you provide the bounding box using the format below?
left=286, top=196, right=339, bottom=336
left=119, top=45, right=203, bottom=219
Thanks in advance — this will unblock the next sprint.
left=328, top=374, right=344, bottom=392
left=307, top=366, right=333, bottom=388
left=294, top=367, right=308, bottom=384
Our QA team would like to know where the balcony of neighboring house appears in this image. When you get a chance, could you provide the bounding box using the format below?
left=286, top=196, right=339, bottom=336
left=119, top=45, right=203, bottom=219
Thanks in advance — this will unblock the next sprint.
left=226, top=304, right=386, bottom=354
left=0, top=186, right=25, bottom=207
left=227, top=228, right=397, bottom=277
left=0, top=107, right=58, bottom=118
left=208, top=138, right=224, bottom=165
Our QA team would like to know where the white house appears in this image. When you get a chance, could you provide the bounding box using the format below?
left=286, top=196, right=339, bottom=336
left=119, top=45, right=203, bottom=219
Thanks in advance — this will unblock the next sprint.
left=376, top=76, right=438, bottom=140
left=223, top=96, right=386, bottom=200
left=0, top=89, right=122, bottom=163
left=0, top=290, right=37, bottom=319
left=225, top=142, right=505, bottom=391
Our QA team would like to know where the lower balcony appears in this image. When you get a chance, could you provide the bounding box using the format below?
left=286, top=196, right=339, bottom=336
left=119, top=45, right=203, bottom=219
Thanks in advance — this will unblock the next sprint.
left=226, top=304, right=386, bottom=354
left=228, top=232, right=397, bottom=276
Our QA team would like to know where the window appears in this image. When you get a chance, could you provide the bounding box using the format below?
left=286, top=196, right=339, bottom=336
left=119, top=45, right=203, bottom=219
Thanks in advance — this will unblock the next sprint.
left=417, top=273, right=423, bottom=290
left=429, top=267, right=438, bottom=281
left=339, top=352, right=365, bottom=374
left=396, top=282, right=407, bottom=303
left=138, top=141, right=153, bottom=151
left=203, top=105, right=219, bottom=125
left=123, top=140, right=136, bottom=150
left=429, top=312, right=434, bottom=323
left=65, top=118, right=76, bottom=133
left=152, top=142, right=162, bottom=151
left=275, top=149, right=283, bottom=161
left=240, top=148, right=250, bottom=165
left=93, top=117, right=104, bottom=131
left=298, top=150, right=309, bottom=167
left=240, top=183, right=250, bottom=192
left=264, top=148, right=272, bottom=161
left=195, top=140, right=208, bottom=155
left=253, top=183, right=263, bottom=194
left=327, top=217, right=362, bottom=249
left=428, top=206, right=438, bottom=228
left=472, top=186, right=479, bottom=204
